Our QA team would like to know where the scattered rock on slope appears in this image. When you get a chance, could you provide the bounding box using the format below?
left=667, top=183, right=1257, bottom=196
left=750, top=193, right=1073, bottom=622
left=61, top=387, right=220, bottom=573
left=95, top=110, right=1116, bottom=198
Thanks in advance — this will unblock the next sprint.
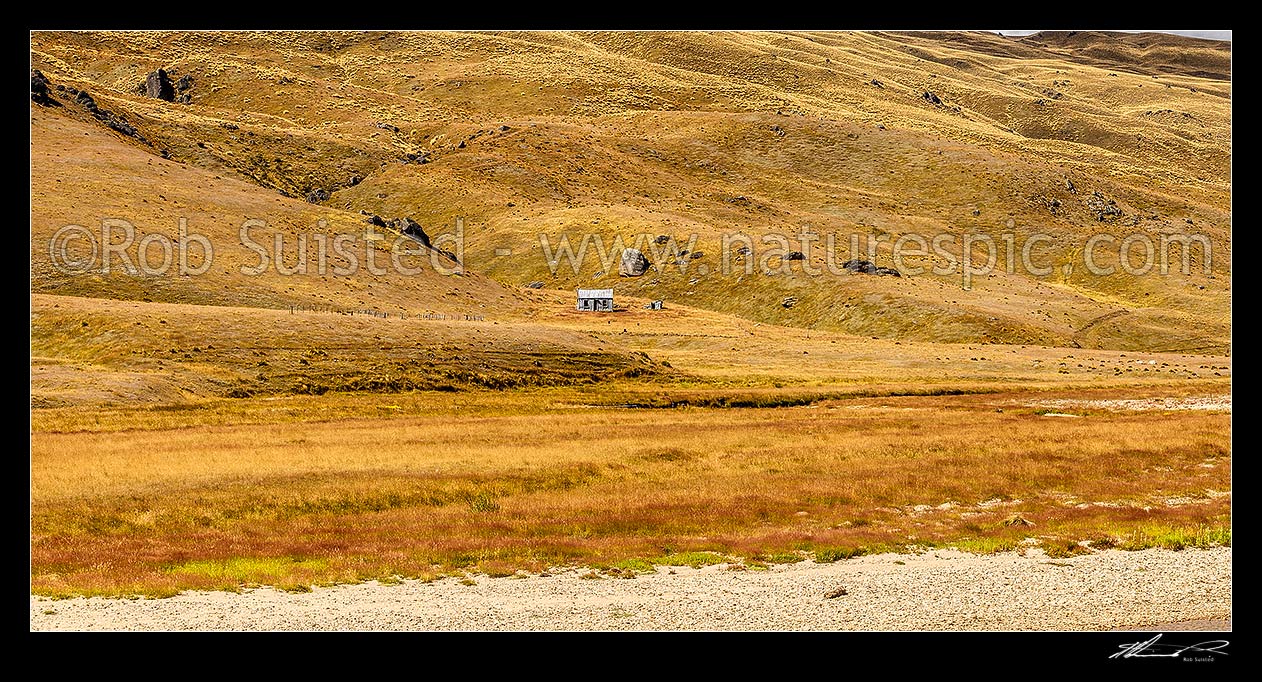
left=1086, top=192, right=1124, bottom=221
left=1033, top=194, right=1062, bottom=215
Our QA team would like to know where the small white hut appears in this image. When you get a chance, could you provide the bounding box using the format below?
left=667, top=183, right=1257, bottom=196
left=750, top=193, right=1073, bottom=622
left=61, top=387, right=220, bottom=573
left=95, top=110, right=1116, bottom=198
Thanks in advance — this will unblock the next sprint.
left=576, top=288, right=613, bottom=311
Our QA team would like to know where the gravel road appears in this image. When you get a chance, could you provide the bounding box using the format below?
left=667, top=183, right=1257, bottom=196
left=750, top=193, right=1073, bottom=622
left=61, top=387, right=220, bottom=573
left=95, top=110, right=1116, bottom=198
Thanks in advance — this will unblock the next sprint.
left=30, top=547, right=1231, bottom=631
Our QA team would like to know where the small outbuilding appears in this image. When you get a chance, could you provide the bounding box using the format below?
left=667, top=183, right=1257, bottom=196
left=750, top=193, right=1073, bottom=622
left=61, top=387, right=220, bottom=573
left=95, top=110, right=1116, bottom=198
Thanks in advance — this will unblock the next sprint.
left=576, top=288, right=614, bottom=311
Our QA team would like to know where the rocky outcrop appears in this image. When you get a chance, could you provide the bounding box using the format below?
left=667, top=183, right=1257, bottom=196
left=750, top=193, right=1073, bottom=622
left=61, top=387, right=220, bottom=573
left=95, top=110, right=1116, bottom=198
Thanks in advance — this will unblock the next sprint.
left=174, top=74, right=193, bottom=104
left=145, top=69, right=175, bottom=102
left=619, top=248, right=650, bottom=277
left=72, top=88, right=148, bottom=145
left=398, top=218, right=431, bottom=247
left=30, top=69, right=57, bottom=107
left=396, top=217, right=459, bottom=264
left=840, top=259, right=901, bottom=277
left=841, top=259, right=877, bottom=274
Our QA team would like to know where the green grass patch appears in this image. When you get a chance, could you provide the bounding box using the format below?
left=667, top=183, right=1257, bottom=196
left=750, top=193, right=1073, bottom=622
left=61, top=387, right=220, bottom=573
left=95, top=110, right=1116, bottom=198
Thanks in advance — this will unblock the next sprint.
left=1119, top=524, right=1231, bottom=551
left=814, top=546, right=866, bottom=563
left=952, top=537, right=1020, bottom=555
left=476, top=561, right=518, bottom=578
left=610, top=557, right=657, bottom=574
left=762, top=551, right=806, bottom=565
left=465, top=491, right=501, bottom=513
left=165, top=556, right=328, bottom=583
left=649, top=551, right=727, bottom=568
left=1041, top=538, right=1093, bottom=558
left=1082, top=535, right=1117, bottom=550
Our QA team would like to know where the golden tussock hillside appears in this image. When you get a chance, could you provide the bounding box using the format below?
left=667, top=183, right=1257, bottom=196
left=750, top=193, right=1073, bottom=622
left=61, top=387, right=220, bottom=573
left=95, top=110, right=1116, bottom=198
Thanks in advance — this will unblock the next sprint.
left=31, top=30, right=1230, bottom=352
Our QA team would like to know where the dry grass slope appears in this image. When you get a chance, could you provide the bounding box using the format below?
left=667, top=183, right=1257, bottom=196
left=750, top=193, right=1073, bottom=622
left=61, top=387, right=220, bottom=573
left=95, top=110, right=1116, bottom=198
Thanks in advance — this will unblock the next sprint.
left=31, top=30, right=1230, bottom=351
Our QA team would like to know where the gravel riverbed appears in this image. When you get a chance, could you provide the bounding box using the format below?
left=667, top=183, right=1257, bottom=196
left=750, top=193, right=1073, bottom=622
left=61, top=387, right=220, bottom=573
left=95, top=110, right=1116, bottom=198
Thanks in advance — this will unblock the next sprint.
left=30, top=547, right=1231, bottom=631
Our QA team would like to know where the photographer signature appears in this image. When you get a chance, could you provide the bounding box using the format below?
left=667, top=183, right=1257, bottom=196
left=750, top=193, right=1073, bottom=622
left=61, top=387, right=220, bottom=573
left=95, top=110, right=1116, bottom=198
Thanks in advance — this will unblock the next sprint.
left=1110, top=634, right=1229, bottom=659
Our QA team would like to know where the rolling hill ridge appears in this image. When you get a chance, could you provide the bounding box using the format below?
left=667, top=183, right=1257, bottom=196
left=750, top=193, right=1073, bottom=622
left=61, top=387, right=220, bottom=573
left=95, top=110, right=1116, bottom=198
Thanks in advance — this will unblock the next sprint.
left=31, top=30, right=1231, bottom=352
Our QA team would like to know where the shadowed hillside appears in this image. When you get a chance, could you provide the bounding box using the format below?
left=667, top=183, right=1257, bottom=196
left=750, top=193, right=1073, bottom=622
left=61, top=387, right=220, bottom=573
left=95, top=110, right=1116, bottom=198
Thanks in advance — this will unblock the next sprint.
left=1018, top=31, right=1231, bottom=80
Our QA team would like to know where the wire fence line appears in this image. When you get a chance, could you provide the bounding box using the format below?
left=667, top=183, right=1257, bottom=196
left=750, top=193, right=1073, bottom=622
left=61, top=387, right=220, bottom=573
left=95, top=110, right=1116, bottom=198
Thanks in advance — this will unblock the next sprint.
left=284, top=303, right=486, bottom=322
